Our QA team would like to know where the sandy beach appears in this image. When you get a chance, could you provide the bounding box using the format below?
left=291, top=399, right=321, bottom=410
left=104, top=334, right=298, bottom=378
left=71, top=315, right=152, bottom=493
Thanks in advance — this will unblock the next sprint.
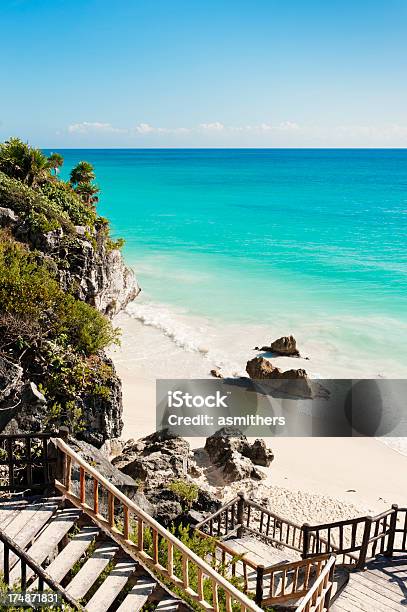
left=109, top=310, right=407, bottom=525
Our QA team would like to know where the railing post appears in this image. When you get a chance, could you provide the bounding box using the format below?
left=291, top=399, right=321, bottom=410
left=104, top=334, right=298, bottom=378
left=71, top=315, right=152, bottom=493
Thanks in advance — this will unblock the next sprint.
left=255, top=565, right=264, bottom=606
left=324, top=557, right=335, bottom=610
left=357, top=516, right=373, bottom=570
left=55, top=427, right=69, bottom=486
left=386, top=504, right=398, bottom=557
left=302, top=523, right=310, bottom=559
left=237, top=492, right=245, bottom=538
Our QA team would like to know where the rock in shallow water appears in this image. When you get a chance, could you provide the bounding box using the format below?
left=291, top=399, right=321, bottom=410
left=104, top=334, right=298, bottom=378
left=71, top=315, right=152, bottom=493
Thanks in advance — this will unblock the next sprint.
left=246, top=356, right=312, bottom=397
left=267, top=335, right=300, bottom=356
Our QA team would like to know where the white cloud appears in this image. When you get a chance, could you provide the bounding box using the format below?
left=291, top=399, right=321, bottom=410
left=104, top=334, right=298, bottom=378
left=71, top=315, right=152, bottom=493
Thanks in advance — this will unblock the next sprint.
left=199, top=122, right=225, bottom=131
left=68, top=121, right=125, bottom=134
left=135, top=122, right=161, bottom=134
left=62, top=119, right=407, bottom=146
left=135, top=123, right=190, bottom=134
left=258, top=121, right=300, bottom=132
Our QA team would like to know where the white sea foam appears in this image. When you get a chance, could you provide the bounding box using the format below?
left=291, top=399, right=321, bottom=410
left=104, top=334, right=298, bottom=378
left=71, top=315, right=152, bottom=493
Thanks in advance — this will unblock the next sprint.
left=125, top=299, right=244, bottom=376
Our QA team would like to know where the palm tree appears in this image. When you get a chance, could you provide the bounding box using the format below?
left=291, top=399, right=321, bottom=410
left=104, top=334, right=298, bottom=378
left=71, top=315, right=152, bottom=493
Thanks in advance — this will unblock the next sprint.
left=0, top=138, right=32, bottom=183
left=48, top=152, right=64, bottom=176
left=28, top=148, right=52, bottom=188
left=0, top=137, right=51, bottom=187
left=70, top=161, right=95, bottom=186
left=75, top=181, right=100, bottom=206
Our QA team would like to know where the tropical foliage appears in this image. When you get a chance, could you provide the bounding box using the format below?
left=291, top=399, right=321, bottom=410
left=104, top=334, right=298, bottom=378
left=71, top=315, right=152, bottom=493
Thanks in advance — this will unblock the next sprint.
left=0, top=232, right=119, bottom=356
left=70, top=160, right=100, bottom=206
left=0, top=136, right=124, bottom=435
left=0, top=230, right=120, bottom=431
left=48, top=151, right=64, bottom=175
left=0, top=138, right=51, bottom=188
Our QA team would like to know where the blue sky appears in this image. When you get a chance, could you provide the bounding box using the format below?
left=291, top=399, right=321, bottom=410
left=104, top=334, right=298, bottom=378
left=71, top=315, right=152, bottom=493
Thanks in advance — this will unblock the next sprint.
left=1, top=0, right=407, bottom=147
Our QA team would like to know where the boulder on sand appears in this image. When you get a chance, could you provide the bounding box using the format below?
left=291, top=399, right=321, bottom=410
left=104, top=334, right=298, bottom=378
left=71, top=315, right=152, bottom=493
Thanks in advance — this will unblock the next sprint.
left=259, top=335, right=300, bottom=357
left=246, top=356, right=312, bottom=397
left=204, top=427, right=274, bottom=483
left=112, top=429, right=192, bottom=490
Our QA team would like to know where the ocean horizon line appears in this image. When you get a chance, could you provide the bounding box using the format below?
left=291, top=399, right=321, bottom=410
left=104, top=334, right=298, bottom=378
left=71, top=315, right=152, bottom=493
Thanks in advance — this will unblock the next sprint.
left=41, top=146, right=407, bottom=151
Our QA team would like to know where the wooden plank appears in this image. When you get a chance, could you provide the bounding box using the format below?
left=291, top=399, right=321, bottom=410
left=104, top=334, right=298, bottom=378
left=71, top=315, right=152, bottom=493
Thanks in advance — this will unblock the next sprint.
left=29, top=525, right=100, bottom=590
left=339, top=584, right=400, bottom=612
left=345, top=579, right=406, bottom=611
left=66, top=540, right=119, bottom=600
left=353, top=571, right=407, bottom=604
left=332, top=591, right=374, bottom=612
left=0, top=499, right=28, bottom=529
left=9, top=508, right=81, bottom=584
left=0, top=500, right=58, bottom=570
left=155, top=597, right=181, bottom=611
left=86, top=557, right=138, bottom=612
left=116, top=575, right=157, bottom=612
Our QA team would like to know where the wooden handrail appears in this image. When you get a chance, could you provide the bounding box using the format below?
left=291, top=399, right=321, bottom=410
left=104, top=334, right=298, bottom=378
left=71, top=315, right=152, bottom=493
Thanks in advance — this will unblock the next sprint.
left=245, top=498, right=302, bottom=531
left=260, top=554, right=333, bottom=608
left=195, top=496, right=240, bottom=529
left=53, top=437, right=262, bottom=612
left=0, top=527, right=81, bottom=610
left=295, top=555, right=336, bottom=612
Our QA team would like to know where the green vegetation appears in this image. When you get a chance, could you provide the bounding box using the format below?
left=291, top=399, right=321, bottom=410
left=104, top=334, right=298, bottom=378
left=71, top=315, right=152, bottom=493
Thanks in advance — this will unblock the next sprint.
left=48, top=152, right=64, bottom=176
left=69, top=160, right=100, bottom=207
left=0, top=137, right=124, bottom=435
left=0, top=230, right=120, bottom=431
left=0, top=171, right=74, bottom=233
left=0, top=138, right=51, bottom=188
left=168, top=479, right=199, bottom=507
left=0, top=138, right=106, bottom=232
left=129, top=523, right=247, bottom=612
left=0, top=233, right=118, bottom=356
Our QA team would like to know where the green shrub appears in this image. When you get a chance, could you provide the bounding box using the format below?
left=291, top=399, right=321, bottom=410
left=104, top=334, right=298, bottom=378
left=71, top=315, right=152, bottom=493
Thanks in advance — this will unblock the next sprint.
left=0, top=231, right=119, bottom=356
left=129, top=523, right=246, bottom=612
left=40, top=180, right=97, bottom=227
left=168, top=480, right=199, bottom=506
left=0, top=171, right=74, bottom=233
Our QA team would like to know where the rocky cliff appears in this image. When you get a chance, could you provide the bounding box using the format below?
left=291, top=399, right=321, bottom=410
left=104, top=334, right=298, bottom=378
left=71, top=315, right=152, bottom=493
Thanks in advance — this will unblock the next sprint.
left=0, top=152, right=140, bottom=446
left=0, top=205, right=140, bottom=316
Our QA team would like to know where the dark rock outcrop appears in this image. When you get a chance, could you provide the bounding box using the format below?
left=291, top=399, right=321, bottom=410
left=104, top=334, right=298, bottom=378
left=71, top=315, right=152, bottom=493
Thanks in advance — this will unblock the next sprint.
left=259, top=335, right=300, bottom=357
left=0, top=206, right=139, bottom=444
left=113, top=429, right=192, bottom=490
left=67, top=438, right=154, bottom=514
left=0, top=352, right=123, bottom=447
left=13, top=220, right=139, bottom=317
left=0, top=356, right=23, bottom=408
left=246, top=357, right=312, bottom=398
left=0, top=206, right=19, bottom=228
left=210, top=368, right=223, bottom=379
left=113, top=429, right=221, bottom=527
left=204, top=427, right=274, bottom=483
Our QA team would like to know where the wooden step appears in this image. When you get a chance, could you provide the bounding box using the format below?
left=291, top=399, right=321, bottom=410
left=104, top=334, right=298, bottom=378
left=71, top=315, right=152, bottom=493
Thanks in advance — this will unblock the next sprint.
left=66, top=540, right=119, bottom=600
left=9, top=507, right=81, bottom=584
left=155, top=597, right=181, bottom=611
left=0, top=499, right=28, bottom=528
left=116, top=575, right=157, bottom=612
left=85, top=557, right=138, bottom=612
left=0, top=500, right=58, bottom=570
left=29, top=525, right=100, bottom=590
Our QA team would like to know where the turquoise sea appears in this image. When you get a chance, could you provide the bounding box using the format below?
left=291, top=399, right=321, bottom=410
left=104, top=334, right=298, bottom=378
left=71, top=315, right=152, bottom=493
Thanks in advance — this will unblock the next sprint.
left=52, top=149, right=407, bottom=378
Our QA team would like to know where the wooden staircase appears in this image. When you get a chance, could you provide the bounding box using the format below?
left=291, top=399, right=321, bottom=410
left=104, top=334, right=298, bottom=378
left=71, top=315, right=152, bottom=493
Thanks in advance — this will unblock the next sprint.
left=0, top=495, right=184, bottom=611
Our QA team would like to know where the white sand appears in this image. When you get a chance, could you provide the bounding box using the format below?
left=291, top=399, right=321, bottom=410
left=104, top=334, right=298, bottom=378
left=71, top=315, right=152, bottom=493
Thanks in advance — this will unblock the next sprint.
left=109, top=311, right=407, bottom=524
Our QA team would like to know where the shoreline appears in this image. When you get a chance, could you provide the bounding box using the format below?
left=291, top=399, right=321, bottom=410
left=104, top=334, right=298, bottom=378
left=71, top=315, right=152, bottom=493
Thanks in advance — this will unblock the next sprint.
left=109, top=308, right=407, bottom=523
